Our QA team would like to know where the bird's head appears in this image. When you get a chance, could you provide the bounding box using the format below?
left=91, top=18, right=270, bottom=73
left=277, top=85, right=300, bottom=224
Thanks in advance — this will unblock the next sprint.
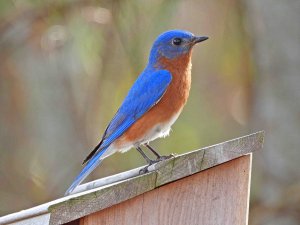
left=148, top=30, right=208, bottom=67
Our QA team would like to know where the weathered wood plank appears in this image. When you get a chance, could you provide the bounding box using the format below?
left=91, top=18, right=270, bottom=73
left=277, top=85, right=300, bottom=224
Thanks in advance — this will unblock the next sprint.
left=49, top=132, right=262, bottom=224
left=154, top=130, right=262, bottom=186
left=0, top=131, right=263, bottom=225
left=81, top=155, right=252, bottom=225
left=49, top=172, right=157, bottom=224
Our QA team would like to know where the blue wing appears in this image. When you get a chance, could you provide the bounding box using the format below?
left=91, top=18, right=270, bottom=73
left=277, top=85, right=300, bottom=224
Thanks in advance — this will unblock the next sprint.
left=65, top=70, right=172, bottom=195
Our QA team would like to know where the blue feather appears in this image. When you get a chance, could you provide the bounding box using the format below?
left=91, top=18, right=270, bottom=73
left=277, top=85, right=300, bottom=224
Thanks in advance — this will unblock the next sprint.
left=65, top=69, right=172, bottom=195
left=65, top=146, right=107, bottom=195
left=99, top=69, right=172, bottom=149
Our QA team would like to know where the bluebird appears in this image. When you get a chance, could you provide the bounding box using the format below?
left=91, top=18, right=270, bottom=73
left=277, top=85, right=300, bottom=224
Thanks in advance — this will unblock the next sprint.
left=65, top=30, right=208, bottom=195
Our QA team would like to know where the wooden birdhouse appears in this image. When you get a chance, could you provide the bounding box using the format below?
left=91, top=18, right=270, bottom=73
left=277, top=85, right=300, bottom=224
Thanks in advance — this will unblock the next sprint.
left=0, top=131, right=264, bottom=225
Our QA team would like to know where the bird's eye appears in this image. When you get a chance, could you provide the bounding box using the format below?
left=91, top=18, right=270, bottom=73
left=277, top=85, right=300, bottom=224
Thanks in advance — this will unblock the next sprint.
left=172, top=38, right=182, bottom=46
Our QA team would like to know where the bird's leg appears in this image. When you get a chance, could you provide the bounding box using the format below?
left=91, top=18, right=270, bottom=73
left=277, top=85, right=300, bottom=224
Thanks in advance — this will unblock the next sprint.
left=144, top=143, right=161, bottom=158
left=136, top=147, right=157, bottom=174
left=145, top=143, right=173, bottom=161
left=136, top=146, right=153, bottom=164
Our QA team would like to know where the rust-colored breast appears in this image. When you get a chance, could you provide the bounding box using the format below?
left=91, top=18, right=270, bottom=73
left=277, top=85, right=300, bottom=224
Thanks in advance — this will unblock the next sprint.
left=116, top=52, right=192, bottom=145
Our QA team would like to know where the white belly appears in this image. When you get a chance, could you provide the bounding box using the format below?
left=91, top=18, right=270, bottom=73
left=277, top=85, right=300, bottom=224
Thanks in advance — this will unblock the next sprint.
left=101, top=110, right=182, bottom=159
left=135, top=110, right=182, bottom=146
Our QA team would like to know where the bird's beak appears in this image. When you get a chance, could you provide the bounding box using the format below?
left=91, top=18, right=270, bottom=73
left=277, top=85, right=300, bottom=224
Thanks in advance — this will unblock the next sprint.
left=192, top=36, right=209, bottom=44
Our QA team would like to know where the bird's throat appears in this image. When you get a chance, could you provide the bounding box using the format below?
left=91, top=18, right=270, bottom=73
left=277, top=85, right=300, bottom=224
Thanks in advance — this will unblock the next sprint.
left=157, top=52, right=192, bottom=112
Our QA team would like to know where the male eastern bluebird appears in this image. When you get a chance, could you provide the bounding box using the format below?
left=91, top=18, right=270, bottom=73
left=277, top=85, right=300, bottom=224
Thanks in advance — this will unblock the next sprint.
left=65, top=30, right=208, bottom=195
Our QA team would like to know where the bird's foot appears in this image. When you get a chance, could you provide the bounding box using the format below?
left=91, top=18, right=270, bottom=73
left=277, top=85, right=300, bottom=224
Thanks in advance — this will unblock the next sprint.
left=139, top=159, right=158, bottom=175
left=139, top=166, right=149, bottom=175
left=139, top=154, right=175, bottom=175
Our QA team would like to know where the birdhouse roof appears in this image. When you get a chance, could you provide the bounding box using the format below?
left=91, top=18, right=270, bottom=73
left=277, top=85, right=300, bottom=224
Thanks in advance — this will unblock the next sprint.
left=0, top=131, right=264, bottom=225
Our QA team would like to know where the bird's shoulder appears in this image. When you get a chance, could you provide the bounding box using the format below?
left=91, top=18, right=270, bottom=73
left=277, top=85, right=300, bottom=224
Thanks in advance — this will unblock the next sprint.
left=83, top=69, right=173, bottom=164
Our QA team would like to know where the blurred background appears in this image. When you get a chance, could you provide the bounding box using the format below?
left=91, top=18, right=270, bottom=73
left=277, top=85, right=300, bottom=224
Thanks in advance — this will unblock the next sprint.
left=0, top=0, right=299, bottom=224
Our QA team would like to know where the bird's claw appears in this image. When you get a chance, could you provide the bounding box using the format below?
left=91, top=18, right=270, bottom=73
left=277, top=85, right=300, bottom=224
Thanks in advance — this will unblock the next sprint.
left=139, top=159, right=155, bottom=174
left=139, top=154, right=175, bottom=175
left=139, top=166, right=149, bottom=175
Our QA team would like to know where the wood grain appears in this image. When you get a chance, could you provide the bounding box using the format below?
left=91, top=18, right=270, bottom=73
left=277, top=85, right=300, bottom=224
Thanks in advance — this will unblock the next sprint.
left=48, top=132, right=262, bottom=224
left=80, top=155, right=252, bottom=225
left=0, top=132, right=262, bottom=225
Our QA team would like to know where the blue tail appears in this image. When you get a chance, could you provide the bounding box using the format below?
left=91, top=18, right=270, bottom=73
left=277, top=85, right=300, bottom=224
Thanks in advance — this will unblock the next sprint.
left=65, top=147, right=107, bottom=196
